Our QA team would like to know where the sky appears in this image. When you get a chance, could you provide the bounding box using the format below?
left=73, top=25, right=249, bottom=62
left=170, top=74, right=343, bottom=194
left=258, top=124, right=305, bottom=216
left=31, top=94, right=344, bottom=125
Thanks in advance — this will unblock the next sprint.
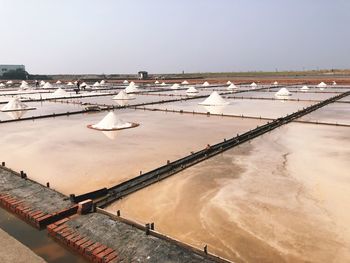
left=0, top=0, right=349, bottom=74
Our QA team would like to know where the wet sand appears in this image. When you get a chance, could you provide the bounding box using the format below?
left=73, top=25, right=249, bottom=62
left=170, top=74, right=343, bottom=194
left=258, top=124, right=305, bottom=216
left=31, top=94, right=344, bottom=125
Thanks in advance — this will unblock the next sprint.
left=0, top=109, right=265, bottom=195
left=107, top=123, right=350, bottom=263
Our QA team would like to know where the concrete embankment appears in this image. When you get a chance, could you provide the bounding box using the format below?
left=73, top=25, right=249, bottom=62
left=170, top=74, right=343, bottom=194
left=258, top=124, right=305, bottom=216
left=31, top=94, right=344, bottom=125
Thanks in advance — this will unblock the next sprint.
left=0, top=166, right=228, bottom=262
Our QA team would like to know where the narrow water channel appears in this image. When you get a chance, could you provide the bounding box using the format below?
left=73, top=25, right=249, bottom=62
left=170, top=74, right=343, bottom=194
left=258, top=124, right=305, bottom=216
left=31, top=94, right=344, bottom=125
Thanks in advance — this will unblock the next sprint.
left=0, top=207, right=86, bottom=263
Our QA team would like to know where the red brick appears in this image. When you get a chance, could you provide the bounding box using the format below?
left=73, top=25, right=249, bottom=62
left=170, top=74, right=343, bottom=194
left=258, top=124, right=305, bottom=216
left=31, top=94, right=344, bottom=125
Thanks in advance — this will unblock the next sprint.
left=79, top=240, right=94, bottom=253
left=92, top=245, right=108, bottom=257
left=75, top=237, right=89, bottom=249
left=55, top=217, right=69, bottom=226
left=104, top=251, right=118, bottom=262
left=96, top=248, right=114, bottom=263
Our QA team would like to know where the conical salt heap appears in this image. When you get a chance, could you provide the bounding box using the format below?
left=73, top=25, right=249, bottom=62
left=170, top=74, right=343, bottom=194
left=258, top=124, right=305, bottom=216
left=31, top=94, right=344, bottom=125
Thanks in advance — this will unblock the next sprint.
left=227, top=83, right=238, bottom=90
left=100, top=80, right=106, bottom=85
left=53, top=88, right=69, bottom=97
left=40, top=80, right=46, bottom=86
left=273, top=81, right=278, bottom=86
left=93, top=82, right=100, bottom=87
left=300, top=85, right=309, bottom=91
left=155, top=80, right=159, bottom=84
left=113, top=90, right=135, bottom=100
left=56, top=80, right=62, bottom=84
left=43, top=82, right=53, bottom=89
left=171, top=83, right=180, bottom=90
left=275, top=87, right=291, bottom=97
left=123, top=80, right=129, bottom=84
left=181, top=80, right=189, bottom=85
left=250, top=82, right=257, bottom=88
left=125, top=83, right=139, bottom=93
left=6, top=81, right=13, bottom=85
left=0, top=83, right=5, bottom=87
left=202, top=81, right=210, bottom=86
left=90, top=112, right=137, bottom=131
left=67, top=82, right=74, bottom=86
left=1, top=98, right=32, bottom=111
left=317, top=82, right=327, bottom=88
left=226, top=81, right=232, bottom=85
left=21, top=80, right=28, bottom=85
left=161, top=82, right=166, bottom=86
left=199, top=91, right=229, bottom=106
left=332, top=81, right=337, bottom=85
left=19, top=82, right=29, bottom=89
left=186, top=86, right=198, bottom=93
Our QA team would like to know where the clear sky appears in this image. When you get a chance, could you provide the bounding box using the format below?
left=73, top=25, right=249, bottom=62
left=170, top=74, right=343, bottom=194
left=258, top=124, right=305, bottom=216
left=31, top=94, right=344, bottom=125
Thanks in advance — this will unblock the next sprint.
left=0, top=0, right=349, bottom=74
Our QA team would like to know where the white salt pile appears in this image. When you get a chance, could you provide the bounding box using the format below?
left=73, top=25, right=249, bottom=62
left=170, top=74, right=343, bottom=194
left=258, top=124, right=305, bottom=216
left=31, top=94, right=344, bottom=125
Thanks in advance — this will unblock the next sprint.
left=199, top=91, right=229, bottom=106
left=275, top=87, right=291, bottom=97
left=40, top=80, right=46, bottom=86
left=1, top=98, right=34, bottom=112
left=181, top=80, right=189, bottom=85
left=56, top=80, right=62, bottom=84
left=53, top=88, right=69, bottom=97
left=21, top=80, right=28, bottom=85
left=6, top=81, right=13, bottom=85
left=300, top=85, right=309, bottom=91
left=332, top=81, right=337, bottom=85
left=226, top=81, right=232, bottom=85
left=112, top=90, right=135, bottom=100
left=317, top=82, right=327, bottom=88
left=125, top=83, right=139, bottom=93
left=93, top=82, right=100, bottom=87
left=19, top=82, right=29, bottom=89
left=123, top=80, right=129, bottom=84
left=0, top=83, right=5, bottom=87
left=161, top=82, right=166, bottom=86
left=67, top=82, right=74, bottom=86
left=43, top=82, right=53, bottom=89
left=90, top=112, right=137, bottom=131
left=171, top=83, right=180, bottom=90
left=155, top=80, right=160, bottom=84
left=273, top=81, right=278, bottom=86
left=202, top=81, right=210, bottom=86
left=227, top=83, right=238, bottom=90
left=186, top=86, right=199, bottom=93
left=250, top=82, right=257, bottom=88
left=100, top=80, right=106, bottom=85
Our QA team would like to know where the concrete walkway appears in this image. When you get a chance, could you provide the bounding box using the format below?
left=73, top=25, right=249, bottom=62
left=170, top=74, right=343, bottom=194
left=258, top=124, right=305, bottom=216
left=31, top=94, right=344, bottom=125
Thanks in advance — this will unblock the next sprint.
left=0, top=227, right=46, bottom=263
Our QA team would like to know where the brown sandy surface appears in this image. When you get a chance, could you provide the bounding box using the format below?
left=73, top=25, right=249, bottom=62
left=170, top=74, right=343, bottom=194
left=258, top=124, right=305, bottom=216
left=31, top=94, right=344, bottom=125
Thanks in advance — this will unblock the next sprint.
left=107, top=123, right=350, bottom=263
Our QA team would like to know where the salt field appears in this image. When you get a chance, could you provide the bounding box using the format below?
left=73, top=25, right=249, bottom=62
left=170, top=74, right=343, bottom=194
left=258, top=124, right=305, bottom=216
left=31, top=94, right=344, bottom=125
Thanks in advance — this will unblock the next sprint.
left=107, top=123, right=350, bottom=263
left=0, top=108, right=266, bottom=195
left=142, top=97, right=314, bottom=119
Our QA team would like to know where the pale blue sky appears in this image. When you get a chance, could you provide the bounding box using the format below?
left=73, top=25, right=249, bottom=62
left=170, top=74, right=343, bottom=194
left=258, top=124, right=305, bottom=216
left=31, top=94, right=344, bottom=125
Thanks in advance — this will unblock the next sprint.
left=0, top=0, right=349, bottom=74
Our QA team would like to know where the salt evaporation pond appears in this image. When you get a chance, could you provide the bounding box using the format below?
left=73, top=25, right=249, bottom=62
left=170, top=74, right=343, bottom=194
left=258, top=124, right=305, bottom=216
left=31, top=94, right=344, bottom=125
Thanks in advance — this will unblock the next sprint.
left=107, top=123, right=350, bottom=263
left=299, top=102, right=350, bottom=125
left=65, top=94, right=181, bottom=106
left=143, top=98, right=314, bottom=119
left=0, top=101, right=83, bottom=121
left=0, top=109, right=267, bottom=195
left=228, top=90, right=335, bottom=101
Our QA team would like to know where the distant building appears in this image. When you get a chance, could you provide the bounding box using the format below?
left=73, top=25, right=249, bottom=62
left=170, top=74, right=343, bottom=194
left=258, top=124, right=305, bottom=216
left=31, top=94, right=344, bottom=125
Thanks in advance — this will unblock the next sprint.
left=138, top=71, right=148, bottom=80
left=0, top=64, right=25, bottom=76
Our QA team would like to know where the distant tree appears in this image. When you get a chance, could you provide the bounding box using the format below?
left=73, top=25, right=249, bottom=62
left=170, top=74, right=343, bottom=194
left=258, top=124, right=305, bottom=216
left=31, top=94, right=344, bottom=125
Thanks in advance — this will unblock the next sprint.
left=1, top=69, right=28, bottom=80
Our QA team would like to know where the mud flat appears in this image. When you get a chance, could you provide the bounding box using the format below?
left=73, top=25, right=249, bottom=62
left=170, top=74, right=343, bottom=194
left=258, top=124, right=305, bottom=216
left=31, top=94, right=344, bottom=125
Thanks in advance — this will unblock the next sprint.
left=107, top=123, right=350, bottom=263
left=0, top=109, right=266, bottom=195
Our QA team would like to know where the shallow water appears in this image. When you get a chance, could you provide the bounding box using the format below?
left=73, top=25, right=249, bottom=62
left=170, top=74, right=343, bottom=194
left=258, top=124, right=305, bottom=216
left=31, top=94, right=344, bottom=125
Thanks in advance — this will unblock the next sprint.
left=107, top=123, right=350, bottom=263
left=143, top=98, right=314, bottom=119
left=228, top=90, right=334, bottom=100
left=0, top=109, right=266, bottom=195
left=299, top=102, right=350, bottom=124
left=0, top=207, right=85, bottom=262
left=0, top=101, right=83, bottom=121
